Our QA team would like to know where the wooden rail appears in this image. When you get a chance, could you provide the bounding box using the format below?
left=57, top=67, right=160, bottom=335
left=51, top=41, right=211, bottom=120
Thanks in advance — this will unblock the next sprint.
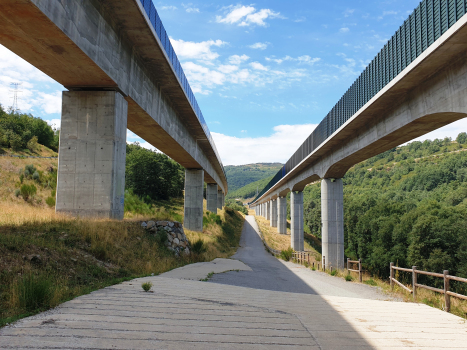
left=390, top=262, right=467, bottom=312
left=347, top=258, right=363, bottom=282
left=292, top=251, right=313, bottom=267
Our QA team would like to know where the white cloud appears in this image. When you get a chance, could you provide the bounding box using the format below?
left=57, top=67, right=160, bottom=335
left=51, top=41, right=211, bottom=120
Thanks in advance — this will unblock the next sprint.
left=294, top=17, right=306, bottom=23
left=250, top=62, right=268, bottom=71
left=170, top=38, right=226, bottom=61
left=161, top=6, right=177, bottom=10
left=46, top=119, right=61, bottom=130
left=340, top=27, right=350, bottom=33
left=182, top=61, right=226, bottom=94
left=182, top=3, right=199, bottom=13
left=344, top=9, right=355, bottom=17
left=228, top=54, right=250, bottom=65
left=249, top=42, right=269, bottom=50
left=382, top=10, right=398, bottom=16
left=266, top=55, right=320, bottom=65
left=212, top=124, right=317, bottom=165
left=217, top=65, right=239, bottom=74
left=216, top=5, right=281, bottom=27
left=33, top=91, right=62, bottom=114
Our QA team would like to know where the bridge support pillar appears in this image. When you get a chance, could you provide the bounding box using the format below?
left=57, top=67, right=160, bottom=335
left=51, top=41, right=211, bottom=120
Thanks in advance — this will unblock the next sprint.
left=321, top=178, right=344, bottom=270
left=184, top=169, right=204, bottom=232
left=266, top=201, right=270, bottom=220
left=206, top=184, right=218, bottom=213
left=277, top=197, right=287, bottom=234
left=217, top=190, right=223, bottom=209
left=291, top=191, right=304, bottom=251
left=270, top=199, right=277, bottom=227
left=56, top=91, right=127, bottom=219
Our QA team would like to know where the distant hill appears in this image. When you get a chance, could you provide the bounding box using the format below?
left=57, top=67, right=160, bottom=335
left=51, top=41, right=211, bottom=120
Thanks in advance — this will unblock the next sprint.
left=226, top=176, right=275, bottom=202
left=225, top=163, right=282, bottom=194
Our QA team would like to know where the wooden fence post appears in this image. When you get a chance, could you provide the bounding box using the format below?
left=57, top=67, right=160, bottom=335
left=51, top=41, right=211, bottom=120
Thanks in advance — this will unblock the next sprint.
left=308, top=253, right=310, bottom=265
left=390, top=262, right=394, bottom=291
left=358, top=259, right=362, bottom=282
left=444, top=270, right=450, bottom=313
left=323, top=256, right=326, bottom=271
left=347, top=258, right=350, bottom=273
left=412, top=266, right=417, bottom=301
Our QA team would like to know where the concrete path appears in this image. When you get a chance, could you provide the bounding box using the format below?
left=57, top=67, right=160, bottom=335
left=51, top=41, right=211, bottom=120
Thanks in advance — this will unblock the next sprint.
left=1, top=216, right=467, bottom=349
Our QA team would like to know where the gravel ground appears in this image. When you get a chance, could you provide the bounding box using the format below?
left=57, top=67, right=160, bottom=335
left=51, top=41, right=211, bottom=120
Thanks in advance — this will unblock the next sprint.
left=209, top=215, right=395, bottom=300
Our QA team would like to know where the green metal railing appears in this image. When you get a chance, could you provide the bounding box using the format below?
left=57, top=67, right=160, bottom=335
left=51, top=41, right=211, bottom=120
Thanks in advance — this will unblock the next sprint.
left=252, top=0, right=467, bottom=204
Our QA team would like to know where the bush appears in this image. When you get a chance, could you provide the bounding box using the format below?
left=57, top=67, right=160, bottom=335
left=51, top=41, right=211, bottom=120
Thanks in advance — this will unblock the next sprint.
left=45, top=196, right=55, bottom=207
left=457, top=132, right=467, bottom=145
left=191, top=239, right=207, bottom=255
left=19, top=174, right=24, bottom=184
left=330, top=270, right=338, bottom=276
left=20, top=184, right=37, bottom=201
left=141, top=282, right=153, bottom=292
left=345, top=274, right=353, bottom=281
left=32, top=171, right=40, bottom=181
left=27, top=135, right=38, bottom=152
left=280, top=247, right=294, bottom=261
left=16, top=274, right=55, bottom=312
left=14, top=189, right=20, bottom=197
left=24, top=164, right=36, bottom=178
left=9, top=133, right=22, bottom=151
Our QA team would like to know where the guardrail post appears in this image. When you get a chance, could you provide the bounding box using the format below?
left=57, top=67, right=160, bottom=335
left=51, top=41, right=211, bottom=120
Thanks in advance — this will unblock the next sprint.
left=308, top=253, right=310, bottom=266
left=390, top=262, right=394, bottom=291
left=412, top=266, right=417, bottom=301
left=323, top=256, right=326, bottom=271
left=444, top=270, right=450, bottom=313
left=347, top=258, right=350, bottom=272
left=358, top=259, right=362, bottom=282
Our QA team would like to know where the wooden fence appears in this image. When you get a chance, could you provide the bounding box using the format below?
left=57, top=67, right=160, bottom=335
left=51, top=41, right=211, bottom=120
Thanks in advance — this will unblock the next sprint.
left=292, top=251, right=321, bottom=270
left=390, top=262, right=467, bottom=312
left=347, top=258, right=362, bottom=282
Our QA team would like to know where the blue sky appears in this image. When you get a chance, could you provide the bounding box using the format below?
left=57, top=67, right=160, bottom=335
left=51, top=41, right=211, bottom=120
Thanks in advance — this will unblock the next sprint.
left=1, top=0, right=466, bottom=165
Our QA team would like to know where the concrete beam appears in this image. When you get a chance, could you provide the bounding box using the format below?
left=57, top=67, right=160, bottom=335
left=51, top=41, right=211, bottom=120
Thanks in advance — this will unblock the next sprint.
left=321, top=178, right=344, bottom=270
left=270, top=199, right=277, bottom=227
left=277, top=197, right=287, bottom=234
left=184, top=169, right=204, bottom=232
left=206, top=183, right=218, bottom=214
left=56, top=91, right=127, bottom=219
left=291, top=192, right=304, bottom=251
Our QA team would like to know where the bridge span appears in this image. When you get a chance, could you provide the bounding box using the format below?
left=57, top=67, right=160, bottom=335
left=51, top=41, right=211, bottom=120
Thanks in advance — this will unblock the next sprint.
left=0, top=0, right=227, bottom=230
left=251, top=0, right=467, bottom=269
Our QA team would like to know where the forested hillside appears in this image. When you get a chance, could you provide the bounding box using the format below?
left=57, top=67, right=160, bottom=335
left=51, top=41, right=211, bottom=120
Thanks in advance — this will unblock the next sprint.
left=302, top=133, right=467, bottom=284
left=226, top=176, right=274, bottom=201
left=225, top=163, right=282, bottom=193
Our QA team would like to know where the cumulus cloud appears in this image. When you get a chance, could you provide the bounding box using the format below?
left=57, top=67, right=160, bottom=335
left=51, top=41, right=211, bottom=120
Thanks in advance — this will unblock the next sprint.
left=170, top=38, right=226, bottom=61
left=340, top=27, right=350, bottom=33
left=228, top=54, right=250, bottom=65
left=265, top=55, right=321, bottom=65
left=250, top=62, right=268, bottom=71
left=212, top=124, right=317, bottom=165
left=182, top=3, right=200, bottom=13
left=249, top=42, right=269, bottom=50
left=161, top=6, right=177, bottom=10
left=216, top=5, right=281, bottom=27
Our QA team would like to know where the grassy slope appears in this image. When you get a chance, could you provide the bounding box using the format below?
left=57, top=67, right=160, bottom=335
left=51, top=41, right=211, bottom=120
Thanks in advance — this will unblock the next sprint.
left=0, top=146, right=245, bottom=327
left=225, top=163, right=282, bottom=194
left=226, top=175, right=274, bottom=201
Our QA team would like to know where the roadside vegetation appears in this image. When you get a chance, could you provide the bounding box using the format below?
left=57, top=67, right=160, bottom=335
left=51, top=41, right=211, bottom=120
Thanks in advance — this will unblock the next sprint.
left=225, top=163, right=282, bottom=194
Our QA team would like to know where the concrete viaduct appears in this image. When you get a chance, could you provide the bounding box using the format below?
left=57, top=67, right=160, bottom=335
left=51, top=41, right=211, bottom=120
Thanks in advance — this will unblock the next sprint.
left=251, top=1, right=467, bottom=270
left=0, top=0, right=227, bottom=231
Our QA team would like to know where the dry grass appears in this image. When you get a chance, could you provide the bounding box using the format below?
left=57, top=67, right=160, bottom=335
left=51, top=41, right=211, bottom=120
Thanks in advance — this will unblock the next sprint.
left=0, top=200, right=244, bottom=327
left=254, top=214, right=321, bottom=262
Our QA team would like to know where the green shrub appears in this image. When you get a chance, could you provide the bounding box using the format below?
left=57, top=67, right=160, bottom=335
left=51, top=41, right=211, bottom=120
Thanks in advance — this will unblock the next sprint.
left=364, top=279, right=377, bottom=286
left=32, top=171, right=40, bottom=181
left=45, top=196, right=55, bottom=207
left=141, top=282, right=152, bottom=292
left=16, top=274, right=55, bottom=312
left=20, top=184, right=37, bottom=201
left=330, top=270, right=338, bottom=276
left=191, top=239, right=207, bottom=255
left=280, top=247, right=294, bottom=261
left=19, top=174, right=24, bottom=184
left=345, top=274, right=353, bottom=281
left=123, top=190, right=154, bottom=215
left=24, top=164, right=36, bottom=178
left=27, top=136, right=38, bottom=152
left=14, top=189, right=20, bottom=197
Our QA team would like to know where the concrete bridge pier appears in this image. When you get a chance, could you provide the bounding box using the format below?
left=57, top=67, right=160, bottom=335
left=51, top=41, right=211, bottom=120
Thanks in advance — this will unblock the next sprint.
left=277, top=197, right=287, bottom=234
left=270, top=199, right=277, bottom=227
left=291, top=191, right=304, bottom=251
left=266, top=201, right=271, bottom=220
left=206, top=184, right=218, bottom=213
left=217, top=190, right=223, bottom=210
left=321, top=178, right=344, bottom=270
left=184, top=169, right=204, bottom=232
left=56, top=91, right=127, bottom=220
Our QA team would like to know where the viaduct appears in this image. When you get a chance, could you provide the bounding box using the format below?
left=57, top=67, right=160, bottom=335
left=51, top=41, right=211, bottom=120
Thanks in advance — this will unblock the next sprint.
left=251, top=0, right=467, bottom=270
left=0, top=0, right=227, bottom=232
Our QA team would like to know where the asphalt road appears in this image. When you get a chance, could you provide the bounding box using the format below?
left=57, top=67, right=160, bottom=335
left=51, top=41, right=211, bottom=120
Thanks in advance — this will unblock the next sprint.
left=209, top=215, right=393, bottom=300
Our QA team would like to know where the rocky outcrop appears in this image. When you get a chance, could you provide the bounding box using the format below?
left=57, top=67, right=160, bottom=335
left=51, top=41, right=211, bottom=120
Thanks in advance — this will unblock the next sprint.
left=141, top=220, right=190, bottom=256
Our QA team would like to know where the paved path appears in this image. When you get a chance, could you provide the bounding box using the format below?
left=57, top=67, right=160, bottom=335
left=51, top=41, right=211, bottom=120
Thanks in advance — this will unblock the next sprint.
left=1, top=216, right=467, bottom=349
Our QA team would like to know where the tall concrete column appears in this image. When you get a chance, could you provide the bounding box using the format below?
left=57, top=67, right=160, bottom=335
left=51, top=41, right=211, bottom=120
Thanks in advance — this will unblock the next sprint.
left=217, top=190, right=223, bottom=209
left=270, top=199, right=277, bottom=227
left=266, top=201, right=270, bottom=220
left=277, top=197, right=287, bottom=234
left=322, top=178, right=344, bottom=270
left=206, top=184, right=218, bottom=213
left=56, top=91, right=127, bottom=219
left=184, top=169, right=204, bottom=232
left=291, top=191, right=304, bottom=251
